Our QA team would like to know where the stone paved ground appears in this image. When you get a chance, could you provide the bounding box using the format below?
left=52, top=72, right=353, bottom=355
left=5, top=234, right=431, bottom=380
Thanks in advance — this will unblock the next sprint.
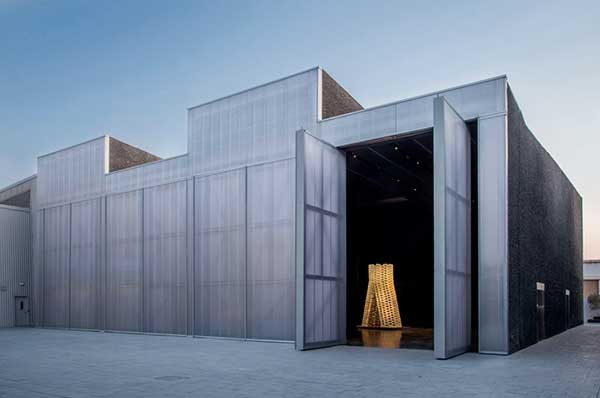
left=1, top=325, right=599, bottom=398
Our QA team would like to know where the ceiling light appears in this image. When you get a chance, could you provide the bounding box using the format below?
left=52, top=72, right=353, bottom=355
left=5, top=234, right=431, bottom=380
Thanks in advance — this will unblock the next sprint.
left=394, top=146, right=398, bottom=150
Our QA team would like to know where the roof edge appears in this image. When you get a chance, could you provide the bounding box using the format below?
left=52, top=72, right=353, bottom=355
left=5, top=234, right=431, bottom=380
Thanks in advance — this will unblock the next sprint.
left=188, top=66, right=320, bottom=111
left=0, top=174, right=37, bottom=194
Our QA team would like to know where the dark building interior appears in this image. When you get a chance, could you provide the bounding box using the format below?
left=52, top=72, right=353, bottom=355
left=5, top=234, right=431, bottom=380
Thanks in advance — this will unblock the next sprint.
left=344, top=131, right=435, bottom=350
left=344, top=125, right=479, bottom=351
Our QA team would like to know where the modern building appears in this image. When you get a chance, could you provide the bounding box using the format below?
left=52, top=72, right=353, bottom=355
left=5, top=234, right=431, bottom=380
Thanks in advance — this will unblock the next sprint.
left=583, top=260, right=600, bottom=321
left=0, top=67, right=582, bottom=359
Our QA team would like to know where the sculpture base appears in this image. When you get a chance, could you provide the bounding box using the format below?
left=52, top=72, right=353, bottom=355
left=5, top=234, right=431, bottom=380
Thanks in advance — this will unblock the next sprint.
left=358, top=325, right=403, bottom=330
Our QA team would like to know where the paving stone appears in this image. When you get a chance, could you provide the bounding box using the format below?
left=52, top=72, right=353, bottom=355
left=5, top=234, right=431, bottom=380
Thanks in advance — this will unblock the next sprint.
left=0, top=325, right=599, bottom=397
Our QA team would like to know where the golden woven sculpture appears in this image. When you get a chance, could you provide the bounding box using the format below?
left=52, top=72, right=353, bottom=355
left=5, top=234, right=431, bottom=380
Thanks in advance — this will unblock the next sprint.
left=360, top=263, right=402, bottom=329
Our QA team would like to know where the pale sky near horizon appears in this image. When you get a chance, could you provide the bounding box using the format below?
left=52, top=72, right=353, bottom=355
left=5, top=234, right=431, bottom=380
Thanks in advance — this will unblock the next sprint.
left=1, top=0, right=599, bottom=258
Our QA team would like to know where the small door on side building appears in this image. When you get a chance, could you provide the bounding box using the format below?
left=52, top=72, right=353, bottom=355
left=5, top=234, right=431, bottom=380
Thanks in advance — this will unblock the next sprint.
left=433, top=97, right=472, bottom=359
left=15, top=296, right=31, bottom=327
left=295, top=130, right=346, bottom=350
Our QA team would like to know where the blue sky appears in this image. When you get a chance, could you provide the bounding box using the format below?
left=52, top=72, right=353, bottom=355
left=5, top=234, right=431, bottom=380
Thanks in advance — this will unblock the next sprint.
left=1, top=0, right=598, bottom=257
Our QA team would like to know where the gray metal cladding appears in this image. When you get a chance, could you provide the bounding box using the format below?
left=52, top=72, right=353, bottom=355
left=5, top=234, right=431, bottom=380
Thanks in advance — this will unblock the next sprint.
left=106, top=190, right=143, bottom=332
left=143, top=181, right=188, bottom=334
left=0, top=206, right=32, bottom=328
left=188, top=68, right=318, bottom=175
left=43, top=205, right=70, bottom=327
left=37, top=137, right=107, bottom=209
left=70, top=199, right=102, bottom=329
left=246, top=159, right=295, bottom=340
left=105, top=155, right=189, bottom=194
left=194, top=169, right=246, bottom=337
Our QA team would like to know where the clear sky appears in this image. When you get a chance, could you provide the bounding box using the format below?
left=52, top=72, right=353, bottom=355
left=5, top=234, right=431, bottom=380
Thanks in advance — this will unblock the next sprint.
left=1, top=0, right=598, bottom=258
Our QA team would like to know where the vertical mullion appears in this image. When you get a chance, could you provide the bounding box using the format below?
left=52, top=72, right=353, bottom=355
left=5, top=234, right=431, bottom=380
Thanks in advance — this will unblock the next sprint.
left=68, top=203, right=72, bottom=329
left=140, top=189, right=144, bottom=333
left=244, top=166, right=248, bottom=340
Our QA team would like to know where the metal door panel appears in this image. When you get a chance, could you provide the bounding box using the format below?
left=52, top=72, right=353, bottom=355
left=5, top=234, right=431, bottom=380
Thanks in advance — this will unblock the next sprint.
left=295, top=130, right=346, bottom=350
left=434, top=97, right=472, bottom=359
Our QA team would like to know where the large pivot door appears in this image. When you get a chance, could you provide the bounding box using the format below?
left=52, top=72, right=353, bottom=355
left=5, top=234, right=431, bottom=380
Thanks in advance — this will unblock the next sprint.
left=433, top=97, right=472, bottom=359
left=295, top=130, right=346, bottom=350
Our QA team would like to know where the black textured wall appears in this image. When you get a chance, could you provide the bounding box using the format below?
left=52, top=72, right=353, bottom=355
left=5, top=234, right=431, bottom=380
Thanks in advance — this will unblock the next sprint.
left=507, top=87, right=583, bottom=353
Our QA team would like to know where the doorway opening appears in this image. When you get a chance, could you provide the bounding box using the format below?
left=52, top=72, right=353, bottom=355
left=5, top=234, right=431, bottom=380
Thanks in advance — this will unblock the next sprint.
left=343, top=127, right=478, bottom=351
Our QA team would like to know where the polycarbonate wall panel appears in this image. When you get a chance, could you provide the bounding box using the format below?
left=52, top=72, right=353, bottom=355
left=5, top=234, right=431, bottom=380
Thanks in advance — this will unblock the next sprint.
left=0, top=176, right=35, bottom=204
left=300, top=132, right=346, bottom=348
left=246, top=159, right=295, bottom=340
left=318, top=103, right=397, bottom=147
left=37, top=137, right=106, bottom=208
left=194, top=169, right=246, bottom=337
left=433, top=97, right=472, bottom=359
left=106, top=191, right=142, bottom=332
left=478, top=114, right=509, bottom=354
left=105, top=155, right=189, bottom=194
left=319, top=77, right=506, bottom=147
left=438, top=78, right=506, bottom=121
left=32, top=210, right=44, bottom=326
left=143, top=181, right=188, bottom=334
left=0, top=206, right=31, bottom=328
left=70, top=199, right=101, bottom=329
left=43, top=205, right=70, bottom=328
left=189, top=69, right=318, bottom=175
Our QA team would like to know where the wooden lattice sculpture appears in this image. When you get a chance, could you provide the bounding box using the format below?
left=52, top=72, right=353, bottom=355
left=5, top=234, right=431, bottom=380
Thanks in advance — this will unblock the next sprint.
left=361, top=263, right=402, bottom=329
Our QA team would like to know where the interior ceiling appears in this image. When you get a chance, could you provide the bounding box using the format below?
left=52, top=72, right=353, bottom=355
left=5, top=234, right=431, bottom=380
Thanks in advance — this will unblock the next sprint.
left=345, top=132, right=433, bottom=207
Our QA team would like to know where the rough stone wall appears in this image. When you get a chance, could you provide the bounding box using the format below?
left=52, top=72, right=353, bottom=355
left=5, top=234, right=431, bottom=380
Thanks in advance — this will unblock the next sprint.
left=321, top=70, right=363, bottom=119
left=507, top=87, right=583, bottom=353
left=109, top=137, right=161, bottom=172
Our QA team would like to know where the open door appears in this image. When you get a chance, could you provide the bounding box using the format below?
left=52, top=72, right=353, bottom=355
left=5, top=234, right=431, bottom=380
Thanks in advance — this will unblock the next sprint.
left=295, top=130, right=346, bottom=350
left=433, top=97, right=472, bottom=359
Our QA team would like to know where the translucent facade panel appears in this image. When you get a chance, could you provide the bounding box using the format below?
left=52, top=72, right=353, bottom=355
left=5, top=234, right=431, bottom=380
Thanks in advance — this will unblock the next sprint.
left=106, top=191, right=142, bottom=332
left=0, top=207, right=31, bottom=328
left=43, top=205, right=70, bottom=328
left=194, top=169, right=246, bottom=337
left=143, top=181, right=188, bottom=334
left=0, top=175, right=35, bottom=204
left=305, top=279, right=339, bottom=344
left=32, top=209, right=44, bottom=327
left=189, top=69, right=318, bottom=175
left=319, top=77, right=506, bottom=149
left=247, top=159, right=295, bottom=340
left=105, top=155, right=189, bottom=194
left=439, top=78, right=506, bottom=120
left=433, top=97, right=472, bottom=359
left=298, top=132, right=346, bottom=349
left=70, top=199, right=101, bottom=329
left=37, top=137, right=106, bottom=208
left=319, top=104, right=396, bottom=148
left=478, top=115, right=509, bottom=354
left=395, top=95, right=436, bottom=137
